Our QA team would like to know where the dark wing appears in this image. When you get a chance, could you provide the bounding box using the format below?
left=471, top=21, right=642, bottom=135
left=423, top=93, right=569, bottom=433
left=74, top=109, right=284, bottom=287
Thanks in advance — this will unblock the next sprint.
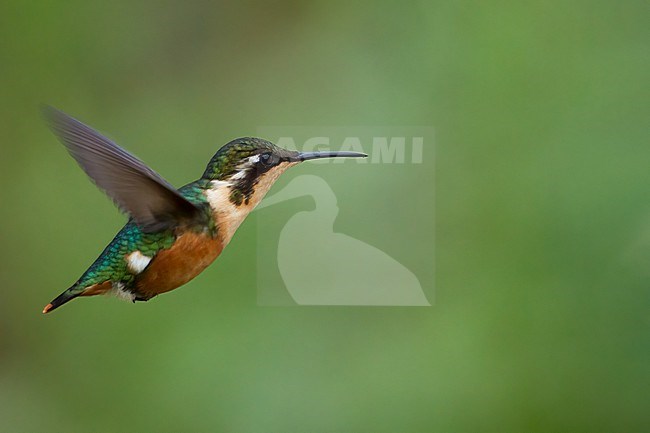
left=43, top=106, right=203, bottom=232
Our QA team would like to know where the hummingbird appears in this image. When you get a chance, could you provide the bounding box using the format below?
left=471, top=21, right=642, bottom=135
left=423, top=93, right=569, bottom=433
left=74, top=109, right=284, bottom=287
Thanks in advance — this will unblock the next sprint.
left=41, top=107, right=366, bottom=313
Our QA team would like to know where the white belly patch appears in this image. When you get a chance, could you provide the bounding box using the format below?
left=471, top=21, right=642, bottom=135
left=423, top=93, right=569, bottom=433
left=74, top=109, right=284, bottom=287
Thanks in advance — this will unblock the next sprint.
left=126, top=250, right=152, bottom=274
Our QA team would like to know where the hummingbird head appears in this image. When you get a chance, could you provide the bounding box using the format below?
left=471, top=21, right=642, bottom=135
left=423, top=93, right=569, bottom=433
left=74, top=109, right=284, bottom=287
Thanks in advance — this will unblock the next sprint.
left=203, top=137, right=366, bottom=242
left=203, top=138, right=295, bottom=184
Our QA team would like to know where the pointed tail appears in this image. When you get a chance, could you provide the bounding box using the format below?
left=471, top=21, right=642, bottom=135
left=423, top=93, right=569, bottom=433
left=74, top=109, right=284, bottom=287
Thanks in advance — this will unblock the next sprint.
left=42, top=286, right=82, bottom=314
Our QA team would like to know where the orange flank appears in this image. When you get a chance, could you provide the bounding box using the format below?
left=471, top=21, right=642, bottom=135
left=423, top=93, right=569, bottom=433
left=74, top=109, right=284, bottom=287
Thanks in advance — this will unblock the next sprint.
left=134, top=231, right=224, bottom=300
left=80, top=281, right=113, bottom=297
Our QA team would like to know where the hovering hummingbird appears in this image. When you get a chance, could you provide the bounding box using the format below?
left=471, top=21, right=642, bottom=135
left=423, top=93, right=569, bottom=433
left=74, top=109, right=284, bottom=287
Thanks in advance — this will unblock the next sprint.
left=41, top=107, right=366, bottom=313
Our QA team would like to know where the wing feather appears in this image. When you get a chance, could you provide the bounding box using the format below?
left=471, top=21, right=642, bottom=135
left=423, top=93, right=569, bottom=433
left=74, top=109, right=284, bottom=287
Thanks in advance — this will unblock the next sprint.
left=43, top=106, right=202, bottom=232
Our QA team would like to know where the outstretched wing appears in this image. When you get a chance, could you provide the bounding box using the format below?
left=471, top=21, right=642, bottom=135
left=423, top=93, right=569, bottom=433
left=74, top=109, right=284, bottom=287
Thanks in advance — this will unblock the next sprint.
left=43, top=106, right=203, bottom=232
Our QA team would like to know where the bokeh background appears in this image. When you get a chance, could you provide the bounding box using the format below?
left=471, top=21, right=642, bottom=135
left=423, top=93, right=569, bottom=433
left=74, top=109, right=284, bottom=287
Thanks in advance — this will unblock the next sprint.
left=1, top=1, right=648, bottom=432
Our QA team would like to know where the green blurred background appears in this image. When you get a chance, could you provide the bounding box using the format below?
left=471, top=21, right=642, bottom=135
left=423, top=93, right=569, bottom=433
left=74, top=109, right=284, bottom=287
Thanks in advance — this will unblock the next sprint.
left=1, top=1, right=648, bottom=432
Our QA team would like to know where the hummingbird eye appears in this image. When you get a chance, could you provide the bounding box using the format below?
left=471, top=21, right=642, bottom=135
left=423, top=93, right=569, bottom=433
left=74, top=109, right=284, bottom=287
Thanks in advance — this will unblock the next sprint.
left=259, top=152, right=273, bottom=167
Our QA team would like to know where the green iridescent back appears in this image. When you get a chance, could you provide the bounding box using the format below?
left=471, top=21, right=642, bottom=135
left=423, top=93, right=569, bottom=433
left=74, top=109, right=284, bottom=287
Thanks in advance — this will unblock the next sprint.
left=74, top=181, right=212, bottom=290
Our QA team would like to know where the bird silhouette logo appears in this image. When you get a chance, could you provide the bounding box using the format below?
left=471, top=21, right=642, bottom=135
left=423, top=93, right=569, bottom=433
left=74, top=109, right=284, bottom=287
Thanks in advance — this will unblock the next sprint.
left=256, top=175, right=430, bottom=305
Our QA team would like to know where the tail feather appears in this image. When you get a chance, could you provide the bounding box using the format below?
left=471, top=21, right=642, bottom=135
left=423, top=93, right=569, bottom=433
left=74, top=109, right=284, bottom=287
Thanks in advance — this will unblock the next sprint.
left=42, top=287, right=82, bottom=314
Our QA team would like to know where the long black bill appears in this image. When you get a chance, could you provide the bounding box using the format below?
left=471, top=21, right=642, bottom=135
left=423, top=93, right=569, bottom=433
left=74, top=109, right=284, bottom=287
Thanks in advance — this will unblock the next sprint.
left=294, top=151, right=368, bottom=161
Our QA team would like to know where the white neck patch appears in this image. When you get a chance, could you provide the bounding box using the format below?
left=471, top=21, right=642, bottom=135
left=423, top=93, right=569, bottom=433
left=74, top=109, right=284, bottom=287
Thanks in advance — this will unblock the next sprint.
left=204, top=162, right=297, bottom=244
